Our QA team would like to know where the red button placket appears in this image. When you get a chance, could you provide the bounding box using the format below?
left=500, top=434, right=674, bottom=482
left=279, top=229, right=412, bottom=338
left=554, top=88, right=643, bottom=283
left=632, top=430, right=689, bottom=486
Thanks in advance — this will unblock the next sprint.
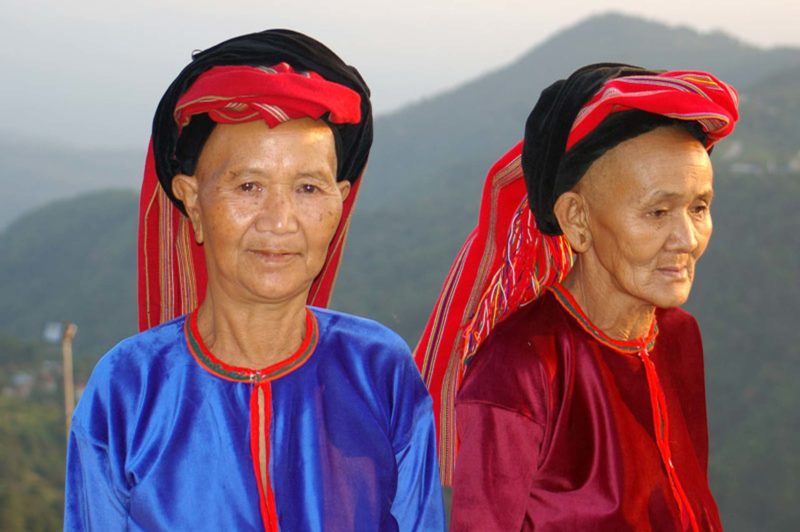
left=249, top=373, right=280, bottom=532
left=639, top=348, right=699, bottom=532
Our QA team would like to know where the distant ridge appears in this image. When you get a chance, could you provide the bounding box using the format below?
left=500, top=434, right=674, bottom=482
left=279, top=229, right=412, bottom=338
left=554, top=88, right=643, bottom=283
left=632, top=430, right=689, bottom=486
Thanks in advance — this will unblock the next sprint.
left=0, top=135, right=140, bottom=229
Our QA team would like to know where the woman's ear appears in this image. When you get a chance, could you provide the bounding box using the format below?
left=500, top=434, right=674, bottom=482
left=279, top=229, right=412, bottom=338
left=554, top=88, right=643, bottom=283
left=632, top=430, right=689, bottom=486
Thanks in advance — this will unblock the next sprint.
left=171, top=174, right=203, bottom=244
left=337, top=180, right=351, bottom=202
left=553, top=191, right=592, bottom=253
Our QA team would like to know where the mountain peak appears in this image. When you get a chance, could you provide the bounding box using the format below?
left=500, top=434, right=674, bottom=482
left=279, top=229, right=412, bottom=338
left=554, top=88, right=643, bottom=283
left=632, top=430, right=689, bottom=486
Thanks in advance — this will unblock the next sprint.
left=560, top=10, right=745, bottom=48
left=512, top=11, right=757, bottom=78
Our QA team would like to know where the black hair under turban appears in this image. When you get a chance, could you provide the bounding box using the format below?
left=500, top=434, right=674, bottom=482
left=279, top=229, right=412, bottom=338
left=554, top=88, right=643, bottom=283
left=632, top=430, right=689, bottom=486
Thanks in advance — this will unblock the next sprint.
left=521, top=63, right=658, bottom=235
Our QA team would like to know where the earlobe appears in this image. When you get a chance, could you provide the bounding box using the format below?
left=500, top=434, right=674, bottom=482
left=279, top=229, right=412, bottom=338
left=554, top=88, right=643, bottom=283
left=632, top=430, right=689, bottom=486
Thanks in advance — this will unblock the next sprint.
left=171, top=174, right=203, bottom=244
left=553, top=191, right=592, bottom=253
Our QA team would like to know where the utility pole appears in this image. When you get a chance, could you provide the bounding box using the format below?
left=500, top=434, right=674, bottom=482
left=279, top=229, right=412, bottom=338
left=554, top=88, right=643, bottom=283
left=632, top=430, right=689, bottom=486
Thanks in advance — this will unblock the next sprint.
left=62, top=322, right=77, bottom=439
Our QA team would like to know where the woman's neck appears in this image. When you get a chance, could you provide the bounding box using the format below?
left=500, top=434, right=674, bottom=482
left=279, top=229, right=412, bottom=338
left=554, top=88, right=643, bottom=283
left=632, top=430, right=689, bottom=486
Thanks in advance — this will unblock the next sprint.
left=562, top=258, right=656, bottom=342
left=195, top=288, right=308, bottom=369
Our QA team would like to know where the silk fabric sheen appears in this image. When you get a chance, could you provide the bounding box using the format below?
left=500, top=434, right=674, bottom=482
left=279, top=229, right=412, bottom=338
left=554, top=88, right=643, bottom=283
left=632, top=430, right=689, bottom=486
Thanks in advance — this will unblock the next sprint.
left=451, top=290, right=720, bottom=531
left=65, top=308, right=444, bottom=530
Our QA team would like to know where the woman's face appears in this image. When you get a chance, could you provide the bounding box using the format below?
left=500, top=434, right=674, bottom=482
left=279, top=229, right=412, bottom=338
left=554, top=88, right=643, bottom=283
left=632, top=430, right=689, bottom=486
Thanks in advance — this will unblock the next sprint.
left=173, top=118, right=349, bottom=306
left=577, top=126, right=714, bottom=309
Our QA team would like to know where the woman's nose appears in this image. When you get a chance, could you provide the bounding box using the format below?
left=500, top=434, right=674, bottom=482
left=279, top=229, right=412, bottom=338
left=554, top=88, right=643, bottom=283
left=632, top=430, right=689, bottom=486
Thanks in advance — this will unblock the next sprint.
left=254, top=186, right=298, bottom=233
left=669, top=211, right=700, bottom=252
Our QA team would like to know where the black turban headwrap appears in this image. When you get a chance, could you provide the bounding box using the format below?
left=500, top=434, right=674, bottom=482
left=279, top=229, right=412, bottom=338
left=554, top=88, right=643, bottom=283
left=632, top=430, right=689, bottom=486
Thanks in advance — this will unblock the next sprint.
left=522, top=63, right=664, bottom=235
left=151, top=29, right=373, bottom=213
left=520, top=61, right=748, bottom=235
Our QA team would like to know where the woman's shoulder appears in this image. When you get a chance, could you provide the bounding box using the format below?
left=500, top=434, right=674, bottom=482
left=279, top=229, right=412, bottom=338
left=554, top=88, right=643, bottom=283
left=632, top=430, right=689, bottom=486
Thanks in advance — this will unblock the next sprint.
left=655, top=306, right=703, bottom=358
left=72, top=316, right=190, bottom=436
left=458, top=296, right=563, bottom=418
left=654, top=306, right=705, bottom=376
left=656, top=306, right=701, bottom=335
left=474, top=292, right=567, bottom=368
left=306, top=307, right=426, bottom=393
left=305, top=308, right=428, bottom=410
left=101, top=315, right=188, bottom=366
left=309, top=307, right=411, bottom=357
left=84, top=316, right=189, bottom=393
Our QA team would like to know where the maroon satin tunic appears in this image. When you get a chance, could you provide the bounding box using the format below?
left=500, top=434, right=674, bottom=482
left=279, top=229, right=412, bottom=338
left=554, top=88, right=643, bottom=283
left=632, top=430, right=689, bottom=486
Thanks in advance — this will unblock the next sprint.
left=451, top=286, right=721, bottom=531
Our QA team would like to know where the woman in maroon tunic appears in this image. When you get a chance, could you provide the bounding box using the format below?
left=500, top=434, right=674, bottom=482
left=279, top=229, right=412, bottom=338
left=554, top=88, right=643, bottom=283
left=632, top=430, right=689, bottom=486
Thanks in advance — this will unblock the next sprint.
left=415, top=64, right=739, bottom=531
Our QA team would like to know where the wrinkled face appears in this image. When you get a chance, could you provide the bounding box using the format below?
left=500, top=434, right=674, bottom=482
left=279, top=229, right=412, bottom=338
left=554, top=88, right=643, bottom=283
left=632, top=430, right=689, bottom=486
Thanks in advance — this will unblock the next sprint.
left=173, top=118, right=349, bottom=305
left=578, top=126, right=714, bottom=309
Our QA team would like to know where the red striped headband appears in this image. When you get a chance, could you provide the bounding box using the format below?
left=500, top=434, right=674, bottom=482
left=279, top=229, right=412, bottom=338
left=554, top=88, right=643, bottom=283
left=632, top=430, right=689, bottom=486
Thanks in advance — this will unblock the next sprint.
left=566, top=71, right=739, bottom=151
left=174, top=63, right=361, bottom=131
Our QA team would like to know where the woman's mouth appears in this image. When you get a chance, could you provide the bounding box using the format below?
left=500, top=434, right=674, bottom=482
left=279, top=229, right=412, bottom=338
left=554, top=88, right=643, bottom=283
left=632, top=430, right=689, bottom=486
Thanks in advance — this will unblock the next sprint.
left=250, top=249, right=299, bottom=263
left=657, top=265, right=690, bottom=280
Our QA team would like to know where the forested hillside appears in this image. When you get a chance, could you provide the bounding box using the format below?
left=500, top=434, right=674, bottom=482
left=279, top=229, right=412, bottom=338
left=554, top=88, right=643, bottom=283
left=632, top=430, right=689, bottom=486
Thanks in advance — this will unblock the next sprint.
left=0, top=190, right=138, bottom=358
left=0, top=335, right=64, bottom=530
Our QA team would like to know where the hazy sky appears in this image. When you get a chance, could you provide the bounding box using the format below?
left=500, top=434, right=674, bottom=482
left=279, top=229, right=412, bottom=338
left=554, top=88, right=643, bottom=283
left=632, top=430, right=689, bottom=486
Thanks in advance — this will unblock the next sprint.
left=3, top=0, right=798, bottom=148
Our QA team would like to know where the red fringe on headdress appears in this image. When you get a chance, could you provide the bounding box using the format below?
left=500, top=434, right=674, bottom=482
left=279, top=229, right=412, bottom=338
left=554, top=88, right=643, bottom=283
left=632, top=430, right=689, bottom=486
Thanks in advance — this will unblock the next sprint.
left=413, top=142, right=573, bottom=484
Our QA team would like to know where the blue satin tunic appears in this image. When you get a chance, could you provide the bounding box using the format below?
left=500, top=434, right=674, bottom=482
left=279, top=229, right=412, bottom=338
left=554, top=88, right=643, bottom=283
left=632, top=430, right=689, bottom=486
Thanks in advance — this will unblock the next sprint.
left=65, top=307, right=445, bottom=531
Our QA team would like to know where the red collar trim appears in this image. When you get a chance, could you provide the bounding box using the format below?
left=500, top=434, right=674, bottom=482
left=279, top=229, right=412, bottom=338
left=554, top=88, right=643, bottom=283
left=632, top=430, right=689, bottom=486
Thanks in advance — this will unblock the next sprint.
left=548, top=283, right=658, bottom=353
left=184, top=308, right=318, bottom=382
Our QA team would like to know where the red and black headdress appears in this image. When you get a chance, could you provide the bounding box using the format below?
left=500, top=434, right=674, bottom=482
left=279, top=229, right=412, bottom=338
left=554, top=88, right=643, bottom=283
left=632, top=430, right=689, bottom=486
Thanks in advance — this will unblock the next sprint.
left=139, top=29, right=372, bottom=331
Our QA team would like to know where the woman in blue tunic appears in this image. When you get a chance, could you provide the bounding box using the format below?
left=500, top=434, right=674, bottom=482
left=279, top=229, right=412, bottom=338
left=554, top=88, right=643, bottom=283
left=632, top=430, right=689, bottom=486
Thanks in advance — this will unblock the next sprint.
left=64, top=29, right=445, bottom=531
